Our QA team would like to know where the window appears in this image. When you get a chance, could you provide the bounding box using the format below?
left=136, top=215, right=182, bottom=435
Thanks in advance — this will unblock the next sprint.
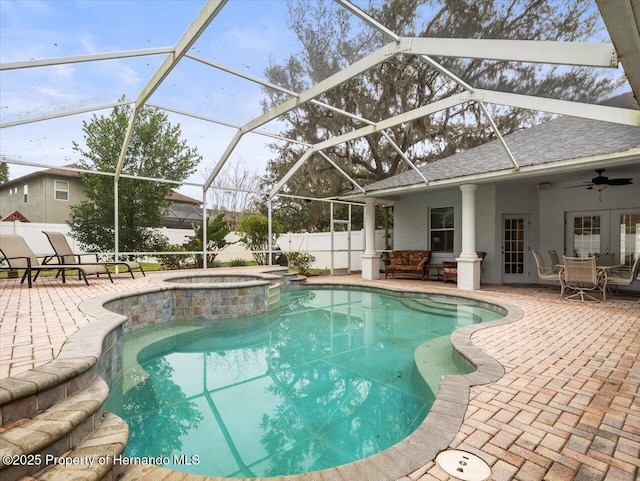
left=23, top=184, right=28, bottom=203
left=573, top=215, right=600, bottom=257
left=619, top=212, right=640, bottom=268
left=54, top=180, right=69, bottom=201
left=429, top=206, right=454, bottom=252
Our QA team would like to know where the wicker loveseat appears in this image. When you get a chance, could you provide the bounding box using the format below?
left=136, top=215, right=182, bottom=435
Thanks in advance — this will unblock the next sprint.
left=385, top=250, right=431, bottom=279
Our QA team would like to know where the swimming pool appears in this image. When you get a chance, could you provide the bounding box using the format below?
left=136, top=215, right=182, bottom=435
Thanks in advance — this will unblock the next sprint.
left=104, top=287, right=503, bottom=478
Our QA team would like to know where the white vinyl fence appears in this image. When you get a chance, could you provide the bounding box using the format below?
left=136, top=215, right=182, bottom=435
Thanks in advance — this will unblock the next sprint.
left=0, top=221, right=388, bottom=272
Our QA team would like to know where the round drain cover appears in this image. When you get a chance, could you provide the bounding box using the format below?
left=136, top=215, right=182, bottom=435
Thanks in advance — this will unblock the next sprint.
left=435, top=450, right=491, bottom=481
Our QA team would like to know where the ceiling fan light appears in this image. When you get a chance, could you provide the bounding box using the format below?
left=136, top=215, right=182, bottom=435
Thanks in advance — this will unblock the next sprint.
left=594, top=184, right=607, bottom=192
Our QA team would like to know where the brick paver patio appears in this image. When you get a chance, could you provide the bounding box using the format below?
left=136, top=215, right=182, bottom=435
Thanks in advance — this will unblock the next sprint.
left=1, top=270, right=638, bottom=481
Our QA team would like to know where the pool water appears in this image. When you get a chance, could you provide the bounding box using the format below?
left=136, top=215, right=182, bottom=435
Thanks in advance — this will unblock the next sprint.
left=104, top=288, right=502, bottom=478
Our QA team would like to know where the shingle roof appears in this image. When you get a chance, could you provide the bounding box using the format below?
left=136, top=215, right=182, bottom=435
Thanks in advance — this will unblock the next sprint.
left=361, top=93, right=640, bottom=194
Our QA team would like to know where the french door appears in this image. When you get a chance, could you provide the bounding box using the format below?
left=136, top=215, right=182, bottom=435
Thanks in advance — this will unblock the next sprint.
left=565, top=211, right=611, bottom=258
left=565, top=210, right=639, bottom=268
left=502, top=215, right=530, bottom=284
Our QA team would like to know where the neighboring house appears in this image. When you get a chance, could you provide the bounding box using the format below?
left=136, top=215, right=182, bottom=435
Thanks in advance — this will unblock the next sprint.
left=0, top=167, right=202, bottom=228
left=345, top=93, right=640, bottom=291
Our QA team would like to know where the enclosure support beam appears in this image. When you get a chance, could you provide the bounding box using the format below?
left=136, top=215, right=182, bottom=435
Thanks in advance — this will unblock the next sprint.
left=268, top=198, right=273, bottom=266
left=317, top=151, right=365, bottom=192
left=114, top=178, right=119, bottom=268
left=408, top=37, right=618, bottom=68
left=202, top=188, right=208, bottom=269
left=478, top=102, right=519, bottom=171
left=115, top=0, right=228, bottom=181
left=471, top=89, right=640, bottom=126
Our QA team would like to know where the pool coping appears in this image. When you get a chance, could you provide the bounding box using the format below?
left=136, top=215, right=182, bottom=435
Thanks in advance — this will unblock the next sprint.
left=1, top=274, right=524, bottom=481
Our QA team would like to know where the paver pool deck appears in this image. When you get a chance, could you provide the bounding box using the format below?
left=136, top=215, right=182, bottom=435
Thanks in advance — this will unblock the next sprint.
left=1, top=268, right=638, bottom=481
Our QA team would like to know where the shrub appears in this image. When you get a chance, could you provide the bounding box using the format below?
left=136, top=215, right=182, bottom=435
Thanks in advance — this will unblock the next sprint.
left=157, top=244, right=189, bottom=270
left=288, top=251, right=316, bottom=275
left=229, top=258, right=249, bottom=267
left=237, top=214, right=282, bottom=265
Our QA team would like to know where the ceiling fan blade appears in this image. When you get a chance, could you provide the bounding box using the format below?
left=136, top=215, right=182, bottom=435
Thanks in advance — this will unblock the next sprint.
left=565, top=183, right=594, bottom=189
left=607, top=178, right=632, bottom=186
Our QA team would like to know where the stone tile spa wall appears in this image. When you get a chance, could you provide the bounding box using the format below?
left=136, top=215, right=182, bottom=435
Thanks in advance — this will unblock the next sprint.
left=105, top=281, right=277, bottom=333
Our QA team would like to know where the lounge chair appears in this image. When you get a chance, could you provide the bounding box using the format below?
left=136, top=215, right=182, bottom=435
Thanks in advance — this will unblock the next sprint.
left=0, top=234, right=112, bottom=288
left=43, top=231, right=145, bottom=278
left=532, top=250, right=563, bottom=295
left=562, top=256, right=606, bottom=302
left=606, top=255, right=640, bottom=291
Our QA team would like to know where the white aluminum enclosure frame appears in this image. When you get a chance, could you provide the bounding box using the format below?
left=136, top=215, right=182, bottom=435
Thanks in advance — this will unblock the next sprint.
left=1, top=0, right=639, bottom=266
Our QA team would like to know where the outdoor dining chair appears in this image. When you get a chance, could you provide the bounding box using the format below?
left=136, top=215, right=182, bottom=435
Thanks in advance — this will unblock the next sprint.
left=547, top=249, right=561, bottom=272
left=606, top=255, right=640, bottom=291
left=532, top=250, right=563, bottom=295
left=43, top=231, right=145, bottom=278
left=0, top=234, right=112, bottom=288
left=562, top=256, right=606, bottom=302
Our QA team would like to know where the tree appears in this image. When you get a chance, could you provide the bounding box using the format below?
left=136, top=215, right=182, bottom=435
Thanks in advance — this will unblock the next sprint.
left=260, top=0, right=623, bottom=230
left=0, top=162, right=8, bottom=183
left=237, top=214, right=283, bottom=265
left=68, top=101, right=201, bottom=254
left=205, top=161, right=261, bottom=231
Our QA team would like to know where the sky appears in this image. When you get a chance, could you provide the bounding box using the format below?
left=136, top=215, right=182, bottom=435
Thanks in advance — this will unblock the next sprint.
left=0, top=0, right=628, bottom=202
left=0, top=0, right=325, bottom=200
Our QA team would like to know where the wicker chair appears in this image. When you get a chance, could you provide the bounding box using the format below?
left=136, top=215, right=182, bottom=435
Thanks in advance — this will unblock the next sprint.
left=562, top=256, right=606, bottom=302
left=442, top=261, right=458, bottom=283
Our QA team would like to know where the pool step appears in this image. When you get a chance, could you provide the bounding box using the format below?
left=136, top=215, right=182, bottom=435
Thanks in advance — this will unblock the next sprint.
left=34, top=411, right=128, bottom=481
left=0, top=375, right=111, bottom=481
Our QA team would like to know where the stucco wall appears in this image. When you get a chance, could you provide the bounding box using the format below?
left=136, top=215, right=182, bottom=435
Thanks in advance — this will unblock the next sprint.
left=393, top=185, right=503, bottom=284
left=390, top=172, right=638, bottom=289
left=393, top=189, right=460, bottom=254
left=496, top=183, right=540, bottom=284
left=0, top=177, right=47, bottom=222
left=538, top=174, right=639, bottom=259
left=0, top=175, right=86, bottom=223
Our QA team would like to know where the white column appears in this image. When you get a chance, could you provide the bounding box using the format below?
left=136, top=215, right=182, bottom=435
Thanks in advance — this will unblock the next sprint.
left=361, top=198, right=380, bottom=280
left=457, top=184, right=481, bottom=290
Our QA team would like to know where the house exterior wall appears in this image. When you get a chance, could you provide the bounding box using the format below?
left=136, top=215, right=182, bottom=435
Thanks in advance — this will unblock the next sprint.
left=1, top=176, right=45, bottom=222
left=538, top=174, right=640, bottom=259
left=389, top=174, right=638, bottom=290
left=393, top=185, right=503, bottom=284
left=393, top=189, right=461, bottom=256
left=0, top=175, right=86, bottom=223
left=493, top=183, right=540, bottom=284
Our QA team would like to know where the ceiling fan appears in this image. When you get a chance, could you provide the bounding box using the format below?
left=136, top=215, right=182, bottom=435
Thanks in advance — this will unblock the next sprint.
left=569, top=169, right=633, bottom=191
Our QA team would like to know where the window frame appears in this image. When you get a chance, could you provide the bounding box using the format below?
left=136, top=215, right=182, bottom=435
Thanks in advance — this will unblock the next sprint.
left=54, top=180, right=69, bottom=201
left=429, top=205, right=455, bottom=253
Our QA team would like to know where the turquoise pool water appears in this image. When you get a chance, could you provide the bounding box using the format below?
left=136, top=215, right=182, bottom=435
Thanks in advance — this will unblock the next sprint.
left=104, top=287, right=503, bottom=478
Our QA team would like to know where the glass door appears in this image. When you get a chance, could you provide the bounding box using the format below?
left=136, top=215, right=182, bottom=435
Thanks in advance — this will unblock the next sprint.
left=565, top=211, right=611, bottom=258
left=502, top=215, right=529, bottom=284
left=618, top=212, right=640, bottom=268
